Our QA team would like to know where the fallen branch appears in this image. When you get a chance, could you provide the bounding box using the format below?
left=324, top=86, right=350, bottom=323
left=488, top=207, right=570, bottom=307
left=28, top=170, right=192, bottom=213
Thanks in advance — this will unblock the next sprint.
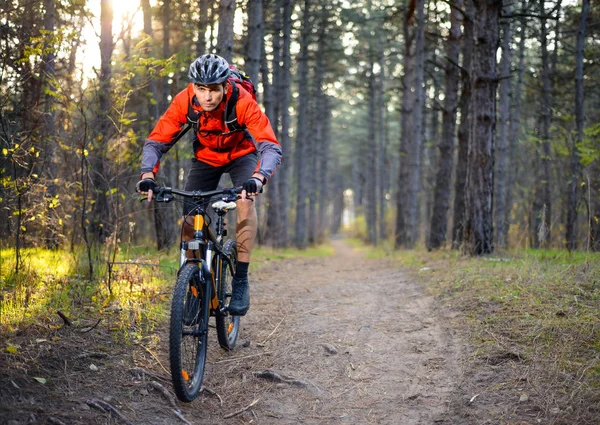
left=223, top=398, right=260, bottom=419
left=201, top=386, right=223, bottom=406
left=253, top=369, right=308, bottom=386
left=79, top=318, right=102, bottom=333
left=259, top=317, right=285, bottom=346
left=56, top=311, right=72, bottom=326
left=48, top=417, right=67, bottom=425
left=130, top=367, right=170, bottom=383
left=140, top=344, right=169, bottom=375
left=173, top=409, right=193, bottom=425
left=149, top=381, right=178, bottom=410
left=86, top=398, right=133, bottom=425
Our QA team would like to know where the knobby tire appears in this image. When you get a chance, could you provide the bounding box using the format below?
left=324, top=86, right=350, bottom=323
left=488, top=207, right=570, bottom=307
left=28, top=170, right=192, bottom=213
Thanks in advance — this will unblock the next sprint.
left=169, top=263, right=209, bottom=402
left=216, top=239, right=240, bottom=350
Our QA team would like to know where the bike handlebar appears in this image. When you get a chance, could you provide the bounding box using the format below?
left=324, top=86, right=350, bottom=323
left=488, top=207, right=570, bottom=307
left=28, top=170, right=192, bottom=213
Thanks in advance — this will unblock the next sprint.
left=149, top=186, right=243, bottom=203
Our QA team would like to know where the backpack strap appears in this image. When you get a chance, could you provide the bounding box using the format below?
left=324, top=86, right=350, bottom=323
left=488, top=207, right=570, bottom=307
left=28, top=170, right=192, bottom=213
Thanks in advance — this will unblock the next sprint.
left=224, top=80, right=245, bottom=133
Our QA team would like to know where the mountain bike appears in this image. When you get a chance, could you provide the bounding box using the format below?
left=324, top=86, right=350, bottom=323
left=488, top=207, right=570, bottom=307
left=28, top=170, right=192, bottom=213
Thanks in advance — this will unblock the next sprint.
left=151, top=185, right=242, bottom=402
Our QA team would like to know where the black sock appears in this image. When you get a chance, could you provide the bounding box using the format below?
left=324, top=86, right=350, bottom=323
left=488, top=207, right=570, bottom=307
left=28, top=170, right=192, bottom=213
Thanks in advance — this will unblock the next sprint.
left=235, top=262, right=249, bottom=280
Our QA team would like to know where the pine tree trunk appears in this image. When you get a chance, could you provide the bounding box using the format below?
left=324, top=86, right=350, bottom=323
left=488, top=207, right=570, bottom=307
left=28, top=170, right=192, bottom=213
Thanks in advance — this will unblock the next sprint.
left=197, top=0, right=210, bottom=55
left=394, top=0, right=416, bottom=249
left=493, top=0, right=512, bottom=249
left=293, top=0, right=311, bottom=249
left=43, top=0, right=59, bottom=249
left=366, top=63, right=378, bottom=245
left=404, top=0, right=426, bottom=248
left=376, top=22, right=387, bottom=242
left=91, top=0, right=114, bottom=242
left=153, top=0, right=175, bottom=250
left=428, top=0, right=461, bottom=250
left=277, top=0, right=293, bottom=247
left=568, top=0, right=589, bottom=250
left=217, top=0, right=236, bottom=62
left=451, top=0, right=473, bottom=250
left=463, top=0, right=499, bottom=256
left=245, top=0, right=262, bottom=85
left=505, top=0, right=528, bottom=247
left=532, top=0, right=552, bottom=248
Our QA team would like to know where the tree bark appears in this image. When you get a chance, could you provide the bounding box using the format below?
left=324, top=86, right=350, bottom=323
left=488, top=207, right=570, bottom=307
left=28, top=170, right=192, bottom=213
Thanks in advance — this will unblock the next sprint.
left=91, top=0, right=114, bottom=241
left=293, top=0, right=312, bottom=249
left=197, top=0, right=210, bottom=56
left=245, top=0, right=262, bottom=85
left=532, top=0, right=552, bottom=248
left=463, top=0, right=500, bottom=256
left=404, top=0, right=426, bottom=248
left=493, top=0, right=512, bottom=249
left=395, top=0, right=416, bottom=249
left=428, top=0, right=462, bottom=250
left=567, top=0, right=589, bottom=250
left=217, top=0, right=236, bottom=62
left=504, top=0, right=528, bottom=247
left=451, top=0, right=473, bottom=250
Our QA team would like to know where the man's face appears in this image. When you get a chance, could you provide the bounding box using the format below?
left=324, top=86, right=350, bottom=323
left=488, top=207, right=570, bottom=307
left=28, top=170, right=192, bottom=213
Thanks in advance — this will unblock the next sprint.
left=193, top=83, right=226, bottom=111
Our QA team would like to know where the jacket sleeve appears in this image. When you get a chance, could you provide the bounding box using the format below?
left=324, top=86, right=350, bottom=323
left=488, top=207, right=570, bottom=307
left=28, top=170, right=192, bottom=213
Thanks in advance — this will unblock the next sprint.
left=238, top=98, right=283, bottom=181
left=140, top=90, right=189, bottom=174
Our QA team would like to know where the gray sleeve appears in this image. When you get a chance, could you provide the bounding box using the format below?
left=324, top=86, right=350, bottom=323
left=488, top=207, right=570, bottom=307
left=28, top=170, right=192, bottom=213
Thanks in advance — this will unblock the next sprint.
left=256, top=141, right=283, bottom=181
left=140, top=139, right=177, bottom=173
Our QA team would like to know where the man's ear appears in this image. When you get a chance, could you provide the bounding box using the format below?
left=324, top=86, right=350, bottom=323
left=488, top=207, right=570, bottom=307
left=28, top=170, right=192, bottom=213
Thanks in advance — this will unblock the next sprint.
left=224, top=81, right=231, bottom=94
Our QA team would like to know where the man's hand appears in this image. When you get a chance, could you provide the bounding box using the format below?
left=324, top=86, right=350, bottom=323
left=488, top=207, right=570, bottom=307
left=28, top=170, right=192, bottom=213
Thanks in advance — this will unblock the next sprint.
left=137, top=172, right=156, bottom=202
left=241, top=175, right=264, bottom=200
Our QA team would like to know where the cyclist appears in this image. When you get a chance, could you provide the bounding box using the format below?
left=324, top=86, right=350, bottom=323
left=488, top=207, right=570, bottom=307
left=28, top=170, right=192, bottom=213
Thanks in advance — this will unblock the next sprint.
left=137, top=54, right=282, bottom=316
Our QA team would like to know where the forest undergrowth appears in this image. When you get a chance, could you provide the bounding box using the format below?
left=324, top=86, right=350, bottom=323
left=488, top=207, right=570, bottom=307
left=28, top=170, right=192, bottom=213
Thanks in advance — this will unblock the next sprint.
left=347, top=238, right=600, bottom=422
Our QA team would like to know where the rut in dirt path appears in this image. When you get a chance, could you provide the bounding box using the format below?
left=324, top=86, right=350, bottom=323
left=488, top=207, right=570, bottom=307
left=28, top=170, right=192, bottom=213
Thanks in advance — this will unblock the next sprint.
left=184, top=239, right=463, bottom=424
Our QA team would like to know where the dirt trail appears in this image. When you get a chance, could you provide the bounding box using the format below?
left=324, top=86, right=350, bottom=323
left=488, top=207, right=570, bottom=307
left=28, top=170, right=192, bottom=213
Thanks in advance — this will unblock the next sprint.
left=1, top=239, right=465, bottom=424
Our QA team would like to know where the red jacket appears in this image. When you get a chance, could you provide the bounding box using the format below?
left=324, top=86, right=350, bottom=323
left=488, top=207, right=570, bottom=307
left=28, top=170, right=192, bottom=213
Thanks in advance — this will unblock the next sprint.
left=141, top=83, right=281, bottom=179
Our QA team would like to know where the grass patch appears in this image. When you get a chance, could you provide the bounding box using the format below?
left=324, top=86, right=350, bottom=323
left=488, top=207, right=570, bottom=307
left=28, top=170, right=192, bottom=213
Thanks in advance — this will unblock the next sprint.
left=0, top=246, right=174, bottom=340
left=387, top=245, right=600, bottom=420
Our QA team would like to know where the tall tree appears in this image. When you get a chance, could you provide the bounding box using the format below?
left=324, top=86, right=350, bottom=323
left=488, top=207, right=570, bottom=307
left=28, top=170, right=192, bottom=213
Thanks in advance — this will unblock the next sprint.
left=428, top=0, right=462, bottom=250
left=395, top=0, right=417, bottom=249
left=405, top=0, right=426, bottom=247
left=217, top=0, right=236, bottom=62
left=463, top=0, right=500, bottom=255
left=90, top=0, right=115, bottom=241
left=532, top=0, right=553, bottom=248
left=567, top=0, right=590, bottom=250
left=197, top=0, right=210, bottom=55
left=493, top=0, right=512, bottom=249
left=504, top=0, right=528, bottom=247
left=451, top=0, right=473, bottom=249
left=294, top=0, right=312, bottom=249
left=245, top=0, right=262, bottom=85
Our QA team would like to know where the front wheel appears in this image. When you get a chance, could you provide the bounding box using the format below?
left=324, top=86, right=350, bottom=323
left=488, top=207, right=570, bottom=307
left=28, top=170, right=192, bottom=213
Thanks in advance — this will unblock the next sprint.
left=216, top=239, right=240, bottom=350
left=169, top=263, right=210, bottom=402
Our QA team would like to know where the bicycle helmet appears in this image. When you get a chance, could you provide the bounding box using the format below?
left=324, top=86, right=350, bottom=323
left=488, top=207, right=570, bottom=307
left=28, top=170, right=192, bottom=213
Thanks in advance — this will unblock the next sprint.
left=188, top=54, right=230, bottom=85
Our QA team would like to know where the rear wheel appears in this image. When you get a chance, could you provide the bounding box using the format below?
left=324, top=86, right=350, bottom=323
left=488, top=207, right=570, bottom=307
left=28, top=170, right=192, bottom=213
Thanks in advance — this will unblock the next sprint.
left=216, top=240, right=240, bottom=350
left=169, top=263, right=210, bottom=402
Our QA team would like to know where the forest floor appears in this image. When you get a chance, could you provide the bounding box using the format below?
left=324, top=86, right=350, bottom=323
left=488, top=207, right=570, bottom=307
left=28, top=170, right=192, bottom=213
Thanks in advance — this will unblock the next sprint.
left=0, top=239, right=589, bottom=424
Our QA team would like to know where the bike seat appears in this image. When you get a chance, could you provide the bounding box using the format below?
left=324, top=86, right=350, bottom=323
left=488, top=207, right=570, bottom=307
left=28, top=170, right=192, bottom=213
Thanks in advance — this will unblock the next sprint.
left=212, top=201, right=237, bottom=212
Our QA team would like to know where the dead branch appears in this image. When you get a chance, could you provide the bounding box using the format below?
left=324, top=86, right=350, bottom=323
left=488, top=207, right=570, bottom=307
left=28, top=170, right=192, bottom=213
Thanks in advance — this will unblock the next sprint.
left=259, top=316, right=285, bottom=345
left=173, top=409, right=193, bottom=425
left=149, top=381, right=178, bottom=411
left=56, top=311, right=72, bottom=326
left=48, top=417, right=67, bottom=425
left=79, top=318, right=102, bottom=333
left=130, top=367, right=170, bottom=383
left=85, top=398, right=133, bottom=425
left=201, top=386, right=223, bottom=406
left=223, top=398, right=260, bottom=419
left=140, top=344, right=169, bottom=375
left=253, top=369, right=308, bottom=386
